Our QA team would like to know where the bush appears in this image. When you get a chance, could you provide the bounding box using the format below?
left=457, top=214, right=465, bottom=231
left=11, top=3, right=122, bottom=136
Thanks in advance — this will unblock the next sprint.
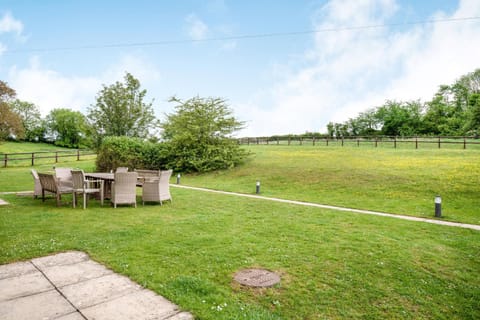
left=96, top=136, right=169, bottom=172
left=161, top=96, right=249, bottom=173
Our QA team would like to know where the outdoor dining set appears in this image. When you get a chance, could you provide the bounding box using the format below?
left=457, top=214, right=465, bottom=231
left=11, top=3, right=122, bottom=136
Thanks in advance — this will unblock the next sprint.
left=30, top=167, right=173, bottom=209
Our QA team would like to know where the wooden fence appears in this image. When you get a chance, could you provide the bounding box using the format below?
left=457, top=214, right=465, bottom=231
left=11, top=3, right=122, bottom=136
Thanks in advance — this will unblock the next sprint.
left=237, top=136, right=480, bottom=149
left=1, top=149, right=96, bottom=167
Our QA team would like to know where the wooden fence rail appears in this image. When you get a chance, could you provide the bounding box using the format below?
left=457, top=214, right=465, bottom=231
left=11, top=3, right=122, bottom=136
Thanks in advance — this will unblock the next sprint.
left=1, top=150, right=96, bottom=167
left=237, top=136, right=480, bottom=149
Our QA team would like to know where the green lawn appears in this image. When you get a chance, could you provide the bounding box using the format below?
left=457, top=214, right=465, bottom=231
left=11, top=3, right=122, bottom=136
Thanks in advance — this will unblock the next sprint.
left=184, top=145, right=480, bottom=225
left=0, top=142, right=479, bottom=319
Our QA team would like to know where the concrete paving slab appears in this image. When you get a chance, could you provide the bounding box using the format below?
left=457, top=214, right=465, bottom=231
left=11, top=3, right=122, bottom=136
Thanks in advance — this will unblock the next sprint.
left=0, top=271, right=53, bottom=301
left=0, top=199, right=8, bottom=205
left=0, top=290, right=75, bottom=320
left=0, top=251, right=194, bottom=319
left=0, top=261, right=37, bottom=280
left=167, top=312, right=195, bottom=320
left=81, top=289, right=179, bottom=320
left=31, top=251, right=89, bottom=268
left=55, top=312, right=86, bottom=320
left=40, top=259, right=113, bottom=287
left=61, top=273, right=142, bottom=309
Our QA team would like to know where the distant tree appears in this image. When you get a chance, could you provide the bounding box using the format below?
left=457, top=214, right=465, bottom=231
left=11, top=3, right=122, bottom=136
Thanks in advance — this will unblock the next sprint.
left=0, top=81, right=24, bottom=141
left=46, top=108, right=88, bottom=148
left=9, top=99, right=45, bottom=141
left=464, top=93, right=480, bottom=136
left=375, top=100, right=423, bottom=136
left=161, top=96, right=248, bottom=172
left=87, top=72, right=158, bottom=147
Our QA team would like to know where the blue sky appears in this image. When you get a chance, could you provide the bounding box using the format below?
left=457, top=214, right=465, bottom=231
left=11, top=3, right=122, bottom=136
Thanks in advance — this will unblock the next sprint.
left=1, top=0, right=479, bottom=136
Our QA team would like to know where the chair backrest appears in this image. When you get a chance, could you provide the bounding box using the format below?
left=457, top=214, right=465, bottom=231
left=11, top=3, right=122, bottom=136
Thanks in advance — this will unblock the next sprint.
left=31, top=169, right=42, bottom=196
left=38, top=173, right=58, bottom=193
left=55, top=167, right=73, bottom=188
left=135, top=169, right=161, bottom=181
left=159, top=170, right=172, bottom=199
left=159, top=170, right=172, bottom=185
left=116, top=167, right=128, bottom=173
left=31, top=169, right=39, bottom=180
left=113, top=172, right=138, bottom=193
left=71, top=170, right=86, bottom=190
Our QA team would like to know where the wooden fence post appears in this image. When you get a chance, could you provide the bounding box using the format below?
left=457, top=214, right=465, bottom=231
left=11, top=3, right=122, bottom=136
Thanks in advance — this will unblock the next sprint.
left=438, top=136, right=441, bottom=149
left=394, top=136, right=397, bottom=149
left=31, top=153, right=35, bottom=166
left=326, top=137, right=329, bottom=146
left=341, top=137, right=344, bottom=146
left=415, top=136, right=418, bottom=149
left=464, top=136, right=466, bottom=149
left=4, top=154, right=7, bottom=167
left=77, top=149, right=80, bottom=161
left=55, top=151, right=58, bottom=163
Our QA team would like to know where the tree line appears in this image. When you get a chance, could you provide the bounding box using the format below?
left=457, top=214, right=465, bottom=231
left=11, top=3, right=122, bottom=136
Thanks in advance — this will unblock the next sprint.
left=326, top=69, right=480, bottom=137
left=0, top=73, right=247, bottom=172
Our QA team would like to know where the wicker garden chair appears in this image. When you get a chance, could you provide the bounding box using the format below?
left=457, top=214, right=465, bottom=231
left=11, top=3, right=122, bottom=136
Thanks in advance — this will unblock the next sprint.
left=134, top=169, right=161, bottom=186
left=115, top=167, right=129, bottom=173
left=31, top=169, right=43, bottom=199
left=111, top=172, right=138, bottom=208
left=142, top=169, right=172, bottom=205
left=54, top=167, right=74, bottom=189
left=71, top=170, right=104, bottom=209
left=38, top=173, right=74, bottom=206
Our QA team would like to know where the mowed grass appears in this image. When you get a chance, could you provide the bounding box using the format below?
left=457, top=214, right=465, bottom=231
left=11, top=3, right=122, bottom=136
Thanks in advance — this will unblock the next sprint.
left=184, top=145, right=480, bottom=225
left=0, top=188, right=479, bottom=319
left=0, top=142, right=479, bottom=318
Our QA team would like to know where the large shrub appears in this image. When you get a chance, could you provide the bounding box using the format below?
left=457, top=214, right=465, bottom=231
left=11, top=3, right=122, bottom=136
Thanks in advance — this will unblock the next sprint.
left=161, top=96, right=249, bottom=172
left=96, top=136, right=168, bottom=172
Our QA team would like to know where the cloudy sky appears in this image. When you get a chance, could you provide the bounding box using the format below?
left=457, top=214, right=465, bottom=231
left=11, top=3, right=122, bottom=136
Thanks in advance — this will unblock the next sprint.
left=1, top=0, right=479, bottom=136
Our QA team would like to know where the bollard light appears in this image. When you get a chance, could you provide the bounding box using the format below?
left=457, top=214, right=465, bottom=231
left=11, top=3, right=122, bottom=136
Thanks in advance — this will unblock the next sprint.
left=176, top=173, right=181, bottom=184
left=434, top=195, right=442, bottom=218
left=256, top=180, right=261, bottom=194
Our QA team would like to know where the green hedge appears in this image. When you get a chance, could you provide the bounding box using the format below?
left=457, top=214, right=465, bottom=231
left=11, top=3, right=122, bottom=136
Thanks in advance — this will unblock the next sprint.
left=95, top=136, right=169, bottom=172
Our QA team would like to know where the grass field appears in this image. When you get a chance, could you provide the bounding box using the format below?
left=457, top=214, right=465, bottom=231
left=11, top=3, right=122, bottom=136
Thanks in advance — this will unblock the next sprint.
left=185, top=145, right=480, bottom=225
left=0, top=142, right=479, bottom=319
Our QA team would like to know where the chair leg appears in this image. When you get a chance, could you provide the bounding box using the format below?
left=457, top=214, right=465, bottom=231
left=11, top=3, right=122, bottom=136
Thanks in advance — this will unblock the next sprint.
left=72, top=192, right=76, bottom=208
left=83, top=193, right=87, bottom=209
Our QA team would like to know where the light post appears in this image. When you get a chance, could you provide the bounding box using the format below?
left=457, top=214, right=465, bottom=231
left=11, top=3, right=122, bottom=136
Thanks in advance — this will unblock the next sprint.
left=256, top=181, right=261, bottom=194
left=435, top=195, right=442, bottom=218
left=176, top=173, right=181, bottom=184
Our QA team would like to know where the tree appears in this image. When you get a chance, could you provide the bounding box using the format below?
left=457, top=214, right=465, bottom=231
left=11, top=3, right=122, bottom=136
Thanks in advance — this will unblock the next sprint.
left=464, top=93, right=480, bottom=136
left=161, top=96, right=248, bottom=172
left=88, top=72, right=158, bottom=147
left=0, top=81, right=24, bottom=141
left=46, top=108, right=88, bottom=148
left=9, top=99, right=45, bottom=141
left=376, top=100, right=423, bottom=136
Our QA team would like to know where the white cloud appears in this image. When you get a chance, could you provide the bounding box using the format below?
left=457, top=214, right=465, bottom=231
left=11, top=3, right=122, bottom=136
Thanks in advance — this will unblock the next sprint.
left=238, top=0, right=480, bottom=136
left=0, top=11, right=23, bottom=35
left=185, top=14, right=209, bottom=41
left=0, top=12, right=25, bottom=57
left=8, top=54, right=162, bottom=117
